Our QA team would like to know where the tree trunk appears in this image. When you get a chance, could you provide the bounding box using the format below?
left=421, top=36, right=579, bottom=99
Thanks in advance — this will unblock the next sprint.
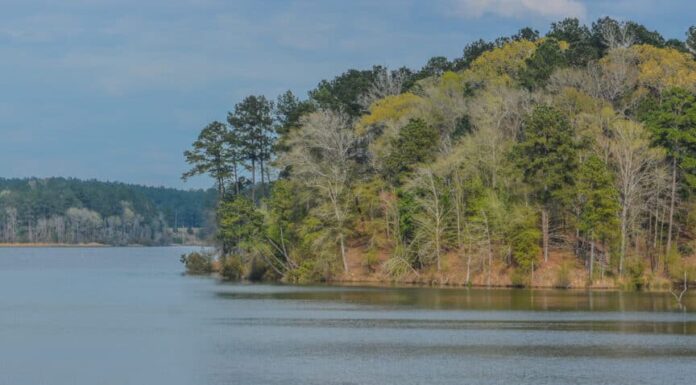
left=233, top=162, right=239, bottom=195
left=589, top=237, right=595, bottom=282
left=483, top=213, right=493, bottom=287
left=541, top=208, right=549, bottom=263
left=339, top=232, right=348, bottom=273
left=619, top=204, right=628, bottom=276
left=251, top=159, right=257, bottom=202
left=260, top=158, right=266, bottom=197
left=330, top=192, right=348, bottom=274
left=666, top=156, right=677, bottom=274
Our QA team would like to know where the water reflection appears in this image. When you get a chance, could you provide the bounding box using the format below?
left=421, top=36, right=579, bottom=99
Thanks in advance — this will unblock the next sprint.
left=2, top=248, right=696, bottom=385
left=215, top=284, right=695, bottom=313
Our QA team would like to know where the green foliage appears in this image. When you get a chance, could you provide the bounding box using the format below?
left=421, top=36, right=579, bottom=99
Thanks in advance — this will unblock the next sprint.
left=624, top=256, right=648, bottom=290
left=227, top=95, right=275, bottom=197
left=363, top=248, right=380, bottom=273
left=275, top=90, right=316, bottom=136
left=547, top=18, right=601, bottom=66
left=182, top=121, right=233, bottom=196
left=575, top=155, right=620, bottom=240
left=0, top=177, right=214, bottom=245
left=519, top=38, right=568, bottom=89
left=183, top=18, right=696, bottom=286
left=642, top=88, right=696, bottom=188
left=396, top=189, right=418, bottom=242
left=309, top=67, right=384, bottom=117
left=555, top=261, right=573, bottom=289
left=220, top=255, right=245, bottom=281
left=265, top=180, right=303, bottom=236
left=508, top=205, right=541, bottom=271
left=383, top=119, right=439, bottom=181
left=217, top=196, right=264, bottom=254
left=514, top=106, right=578, bottom=205
left=180, top=252, right=213, bottom=275
left=510, top=268, right=529, bottom=288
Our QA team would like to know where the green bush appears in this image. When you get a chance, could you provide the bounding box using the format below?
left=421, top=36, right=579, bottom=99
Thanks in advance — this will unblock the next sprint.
left=286, top=260, right=318, bottom=284
left=625, top=257, right=647, bottom=290
left=510, top=269, right=529, bottom=288
left=363, top=249, right=380, bottom=273
left=220, top=255, right=245, bottom=281
left=555, top=261, right=572, bottom=289
left=180, top=252, right=213, bottom=275
left=678, top=243, right=694, bottom=257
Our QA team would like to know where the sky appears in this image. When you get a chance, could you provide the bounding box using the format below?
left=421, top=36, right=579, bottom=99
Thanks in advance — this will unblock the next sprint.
left=1, top=0, right=695, bottom=190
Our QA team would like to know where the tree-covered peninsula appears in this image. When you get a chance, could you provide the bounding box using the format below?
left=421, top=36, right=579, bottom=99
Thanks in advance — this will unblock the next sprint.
left=183, top=18, right=696, bottom=289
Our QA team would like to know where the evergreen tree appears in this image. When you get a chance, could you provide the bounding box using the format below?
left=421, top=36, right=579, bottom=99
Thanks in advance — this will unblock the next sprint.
left=227, top=95, right=275, bottom=201
left=383, top=119, right=439, bottom=182
left=519, top=38, right=568, bottom=89
left=642, top=88, right=696, bottom=267
left=183, top=121, right=232, bottom=198
left=513, top=106, right=578, bottom=262
left=575, top=155, right=620, bottom=280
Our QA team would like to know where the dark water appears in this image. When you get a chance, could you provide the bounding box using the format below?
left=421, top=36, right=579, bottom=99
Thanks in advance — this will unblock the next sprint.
left=1, top=247, right=696, bottom=385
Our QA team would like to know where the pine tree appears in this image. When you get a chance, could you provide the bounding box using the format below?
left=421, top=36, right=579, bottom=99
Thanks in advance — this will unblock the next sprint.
left=513, top=106, right=578, bottom=262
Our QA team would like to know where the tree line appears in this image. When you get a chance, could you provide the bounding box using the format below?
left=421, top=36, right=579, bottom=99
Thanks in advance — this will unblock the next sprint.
left=0, top=178, right=216, bottom=245
left=184, top=18, right=696, bottom=287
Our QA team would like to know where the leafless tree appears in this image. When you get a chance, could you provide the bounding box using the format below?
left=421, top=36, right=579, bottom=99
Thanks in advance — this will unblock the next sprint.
left=280, top=110, right=358, bottom=272
left=358, top=67, right=408, bottom=110
left=607, top=120, right=664, bottom=275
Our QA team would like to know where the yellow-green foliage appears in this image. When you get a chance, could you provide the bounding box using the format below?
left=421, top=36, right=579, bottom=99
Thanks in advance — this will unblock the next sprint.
left=358, top=92, right=424, bottom=132
left=192, top=20, right=696, bottom=287
left=632, top=45, right=696, bottom=92
left=468, top=39, right=537, bottom=85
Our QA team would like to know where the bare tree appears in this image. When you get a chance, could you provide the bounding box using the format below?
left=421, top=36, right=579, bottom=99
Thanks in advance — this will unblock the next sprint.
left=280, top=110, right=357, bottom=273
left=599, top=20, right=636, bottom=50
left=409, top=167, right=449, bottom=272
left=687, top=26, right=696, bottom=55
left=358, top=67, right=408, bottom=110
left=607, top=120, right=664, bottom=275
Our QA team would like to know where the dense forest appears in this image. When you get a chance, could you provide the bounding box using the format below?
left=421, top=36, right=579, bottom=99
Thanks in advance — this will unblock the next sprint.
left=0, top=178, right=216, bottom=245
left=183, top=18, right=696, bottom=289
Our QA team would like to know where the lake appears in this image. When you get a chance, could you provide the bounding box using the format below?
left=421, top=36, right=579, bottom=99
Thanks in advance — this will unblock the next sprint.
left=1, top=247, right=695, bottom=385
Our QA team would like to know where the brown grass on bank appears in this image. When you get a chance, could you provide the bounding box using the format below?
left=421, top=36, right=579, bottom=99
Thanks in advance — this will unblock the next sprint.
left=335, top=244, right=626, bottom=289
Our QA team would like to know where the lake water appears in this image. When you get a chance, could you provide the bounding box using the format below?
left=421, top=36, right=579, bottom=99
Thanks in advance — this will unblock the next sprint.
left=1, top=247, right=695, bottom=385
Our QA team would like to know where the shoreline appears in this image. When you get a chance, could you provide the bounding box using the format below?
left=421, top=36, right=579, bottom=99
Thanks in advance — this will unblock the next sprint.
left=0, top=243, right=213, bottom=248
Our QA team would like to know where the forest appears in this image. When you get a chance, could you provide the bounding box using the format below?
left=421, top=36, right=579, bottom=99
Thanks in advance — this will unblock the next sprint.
left=0, top=178, right=216, bottom=245
left=182, top=18, right=696, bottom=289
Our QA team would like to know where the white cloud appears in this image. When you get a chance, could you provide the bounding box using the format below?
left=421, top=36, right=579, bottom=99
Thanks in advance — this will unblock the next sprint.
left=452, top=0, right=586, bottom=20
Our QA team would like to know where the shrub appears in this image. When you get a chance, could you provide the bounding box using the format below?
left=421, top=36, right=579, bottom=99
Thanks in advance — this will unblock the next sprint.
left=624, top=257, right=647, bottom=290
left=510, top=268, right=529, bottom=288
left=180, top=251, right=213, bottom=275
left=678, top=243, right=694, bottom=257
left=286, top=259, right=326, bottom=284
left=363, top=248, right=380, bottom=273
left=220, top=255, right=245, bottom=281
left=555, top=261, right=572, bottom=289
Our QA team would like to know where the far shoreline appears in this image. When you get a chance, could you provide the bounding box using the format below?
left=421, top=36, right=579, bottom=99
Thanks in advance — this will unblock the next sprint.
left=0, top=243, right=212, bottom=248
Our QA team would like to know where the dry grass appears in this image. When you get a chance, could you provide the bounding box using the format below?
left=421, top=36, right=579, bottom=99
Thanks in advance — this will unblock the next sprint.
left=336, top=245, right=622, bottom=289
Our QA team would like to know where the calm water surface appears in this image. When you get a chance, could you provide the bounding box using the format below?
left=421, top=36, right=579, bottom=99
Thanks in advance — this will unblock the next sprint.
left=1, top=247, right=696, bottom=385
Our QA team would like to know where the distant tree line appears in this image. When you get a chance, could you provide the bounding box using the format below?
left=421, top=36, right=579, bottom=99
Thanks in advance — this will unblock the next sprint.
left=0, top=178, right=216, bottom=245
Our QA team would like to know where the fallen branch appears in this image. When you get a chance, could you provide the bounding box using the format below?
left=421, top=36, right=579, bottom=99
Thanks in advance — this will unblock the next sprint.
left=671, top=271, right=689, bottom=310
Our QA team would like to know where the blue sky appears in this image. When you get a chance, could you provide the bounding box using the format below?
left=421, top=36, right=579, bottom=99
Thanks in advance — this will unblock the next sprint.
left=1, top=0, right=695, bottom=189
